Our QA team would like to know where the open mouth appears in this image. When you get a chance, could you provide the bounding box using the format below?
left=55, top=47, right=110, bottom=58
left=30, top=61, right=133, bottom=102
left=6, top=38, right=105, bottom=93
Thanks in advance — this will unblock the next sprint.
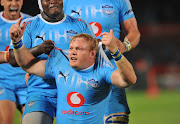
left=71, top=57, right=77, bottom=60
left=49, top=6, right=58, bottom=9
left=10, top=7, right=18, bottom=12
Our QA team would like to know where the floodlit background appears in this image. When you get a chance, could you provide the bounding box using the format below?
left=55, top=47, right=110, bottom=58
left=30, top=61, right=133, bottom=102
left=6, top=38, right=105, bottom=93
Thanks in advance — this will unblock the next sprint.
left=1, top=0, right=179, bottom=123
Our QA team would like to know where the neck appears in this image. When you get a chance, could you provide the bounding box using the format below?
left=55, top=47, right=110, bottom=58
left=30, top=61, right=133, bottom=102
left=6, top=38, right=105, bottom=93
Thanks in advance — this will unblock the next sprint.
left=41, top=11, right=64, bottom=22
left=74, top=63, right=95, bottom=71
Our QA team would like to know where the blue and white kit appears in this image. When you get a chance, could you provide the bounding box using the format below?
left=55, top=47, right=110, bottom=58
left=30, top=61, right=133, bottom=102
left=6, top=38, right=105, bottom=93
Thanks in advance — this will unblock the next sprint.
left=0, top=12, right=31, bottom=106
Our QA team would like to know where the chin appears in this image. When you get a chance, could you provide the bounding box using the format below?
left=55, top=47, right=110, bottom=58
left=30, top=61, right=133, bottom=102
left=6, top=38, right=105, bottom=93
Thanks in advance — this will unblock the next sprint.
left=71, top=64, right=81, bottom=70
left=71, top=66, right=78, bottom=70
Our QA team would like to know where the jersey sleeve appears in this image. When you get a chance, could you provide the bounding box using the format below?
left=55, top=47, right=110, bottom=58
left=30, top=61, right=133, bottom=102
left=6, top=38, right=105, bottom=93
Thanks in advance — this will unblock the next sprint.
left=45, top=49, right=65, bottom=79
left=118, top=0, right=135, bottom=22
left=45, top=49, right=56, bottom=79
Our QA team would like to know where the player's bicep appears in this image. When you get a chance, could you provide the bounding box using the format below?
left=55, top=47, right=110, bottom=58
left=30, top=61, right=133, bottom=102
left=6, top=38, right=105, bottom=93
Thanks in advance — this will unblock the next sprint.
left=121, top=17, right=139, bottom=35
left=27, top=60, right=46, bottom=78
left=111, top=70, right=128, bottom=88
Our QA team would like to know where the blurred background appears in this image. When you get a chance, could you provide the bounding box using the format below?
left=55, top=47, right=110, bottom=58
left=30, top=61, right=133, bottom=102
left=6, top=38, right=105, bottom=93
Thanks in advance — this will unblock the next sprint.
left=1, top=0, right=180, bottom=123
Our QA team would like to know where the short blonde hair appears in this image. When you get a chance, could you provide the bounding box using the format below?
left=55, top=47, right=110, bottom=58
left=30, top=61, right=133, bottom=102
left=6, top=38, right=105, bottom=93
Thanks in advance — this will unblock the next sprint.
left=70, top=34, right=98, bottom=51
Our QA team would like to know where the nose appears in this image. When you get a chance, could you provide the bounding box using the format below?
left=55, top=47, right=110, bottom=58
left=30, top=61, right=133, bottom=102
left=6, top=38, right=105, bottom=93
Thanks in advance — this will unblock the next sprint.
left=50, top=0, right=57, bottom=4
left=72, top=49, right=77, bottom=55
left=70, top=48, right=77, bottom=55
left=11, top=0, right=17, bottom=6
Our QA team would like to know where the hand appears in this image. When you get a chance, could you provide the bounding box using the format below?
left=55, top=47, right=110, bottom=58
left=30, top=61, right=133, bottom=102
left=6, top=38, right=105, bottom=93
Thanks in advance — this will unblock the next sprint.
left=9, top=18, right=26, bottom=42
left=40, top=40, right=55, bottom=54
left=100, top=29, right=118, bottom=54
left=116, top=39, right=126, bottom=53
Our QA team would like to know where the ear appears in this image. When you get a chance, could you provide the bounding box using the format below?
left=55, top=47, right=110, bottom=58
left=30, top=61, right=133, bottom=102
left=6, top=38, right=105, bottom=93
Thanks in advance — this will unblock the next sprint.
left=20, top=0, right=23, bottom=5
left=1, top=0, right=4, bottom=6
left=90, top=50, right=96, bottom=59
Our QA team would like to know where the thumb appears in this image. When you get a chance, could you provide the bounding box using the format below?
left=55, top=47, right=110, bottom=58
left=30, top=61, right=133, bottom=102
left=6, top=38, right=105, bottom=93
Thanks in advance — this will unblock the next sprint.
left=110, top=29, right=113, bottom=35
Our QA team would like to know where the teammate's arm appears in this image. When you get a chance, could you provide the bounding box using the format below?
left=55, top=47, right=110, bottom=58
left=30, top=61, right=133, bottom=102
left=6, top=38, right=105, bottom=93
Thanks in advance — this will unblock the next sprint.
left=9, top=40, right=54, bottom=67
left=14, top=45, right=46, bottom=78
left=0, top=51, right=9, bottom=63
left=9, top=18, right=46, bottom=78
left=100, top=29, right=137, bottom=88
left=118, top=17, right=140, bottom=53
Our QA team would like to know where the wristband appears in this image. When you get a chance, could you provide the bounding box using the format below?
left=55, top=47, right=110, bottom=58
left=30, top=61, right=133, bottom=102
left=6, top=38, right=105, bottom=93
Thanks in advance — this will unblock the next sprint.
left=123, top=38, right=131, bottom=52
left=111, top=49, right=123, bottom=61
left=115, top=54, right=123, bottom=61
left=4, top=51, right=9, bottom=62
left=111, top=49, right=120, bottom=58
left=12, top=40, right=24, bottom=50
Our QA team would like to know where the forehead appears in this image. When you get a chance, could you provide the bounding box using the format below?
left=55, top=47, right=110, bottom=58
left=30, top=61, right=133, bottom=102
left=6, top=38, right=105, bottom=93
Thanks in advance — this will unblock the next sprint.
left=70, top=38, right=89, bottom=46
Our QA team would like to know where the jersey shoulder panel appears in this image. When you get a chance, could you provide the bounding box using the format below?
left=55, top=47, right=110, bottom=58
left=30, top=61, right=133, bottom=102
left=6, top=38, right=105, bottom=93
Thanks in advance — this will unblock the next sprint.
left=65, top=15, right=89, bottom=29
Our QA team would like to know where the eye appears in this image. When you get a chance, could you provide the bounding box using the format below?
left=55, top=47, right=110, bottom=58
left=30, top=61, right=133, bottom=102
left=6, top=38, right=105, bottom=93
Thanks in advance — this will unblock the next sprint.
left=77, top=48, right=82, bottom=50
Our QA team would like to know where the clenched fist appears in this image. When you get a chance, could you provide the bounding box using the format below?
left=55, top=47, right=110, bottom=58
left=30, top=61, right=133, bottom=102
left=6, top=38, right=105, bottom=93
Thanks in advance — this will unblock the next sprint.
left=39, top=40, right=55, bottom=55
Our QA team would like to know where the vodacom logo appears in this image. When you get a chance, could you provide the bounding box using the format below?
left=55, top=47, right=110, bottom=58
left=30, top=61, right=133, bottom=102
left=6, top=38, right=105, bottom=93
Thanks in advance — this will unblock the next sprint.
left=67, top=92, right=85, bottom=108
left=89, top=22, right=102, bottom=37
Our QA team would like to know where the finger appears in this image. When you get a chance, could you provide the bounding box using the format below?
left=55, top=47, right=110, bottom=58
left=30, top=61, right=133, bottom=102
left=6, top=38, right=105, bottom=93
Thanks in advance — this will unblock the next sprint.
left=110, top=29, right=113, bottom=35
left=99, top=32, right=109, bottom=37
left=101, top=38, right=108, bottom=43
left=21, top=22, right=26, bottom=31
left=44, top=45, right=54, bottom=49
left=16, top=17, right=23, bottom=26
left=45, top=40, right=56, bottom=46
left=101, top=37, right=107, bottom=41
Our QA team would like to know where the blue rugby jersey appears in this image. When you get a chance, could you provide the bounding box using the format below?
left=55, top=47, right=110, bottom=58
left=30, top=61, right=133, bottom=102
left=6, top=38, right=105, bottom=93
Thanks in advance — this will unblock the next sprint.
left=45, top=48, right=116, bottom=124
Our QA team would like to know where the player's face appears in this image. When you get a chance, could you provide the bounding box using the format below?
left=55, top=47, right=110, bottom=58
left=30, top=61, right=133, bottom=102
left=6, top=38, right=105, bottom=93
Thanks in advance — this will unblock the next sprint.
left=41, top=0, right=63, bottom=18
left=1, top=0, right=23, bottom=20
left=69, top=38, right=95, bottom=71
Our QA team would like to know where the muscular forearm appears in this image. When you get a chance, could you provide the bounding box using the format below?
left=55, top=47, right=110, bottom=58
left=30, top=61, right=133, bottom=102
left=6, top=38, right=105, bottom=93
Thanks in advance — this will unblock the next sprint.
left=9, top=44, right=44, bottom=67
left=124, top=30, right=140, bottom=50
left=13, top=44, right=46, bottom=78
left=14, top=45, right=38, bottom=72
left=115, top=55, right=137, bottom=87
left=120, top=17, right=141, bottom=53
left=117, top=31, right=140, bottom=53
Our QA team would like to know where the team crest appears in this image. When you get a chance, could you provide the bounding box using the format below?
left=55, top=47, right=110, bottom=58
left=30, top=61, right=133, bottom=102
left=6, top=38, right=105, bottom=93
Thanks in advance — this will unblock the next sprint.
left=102, top=5, right=115, bottom=16
left=28, top=100, right=35, bottom=107
left=66, top=30, right=78, bottom=40
left=87, top=79, right=100, bottom=90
